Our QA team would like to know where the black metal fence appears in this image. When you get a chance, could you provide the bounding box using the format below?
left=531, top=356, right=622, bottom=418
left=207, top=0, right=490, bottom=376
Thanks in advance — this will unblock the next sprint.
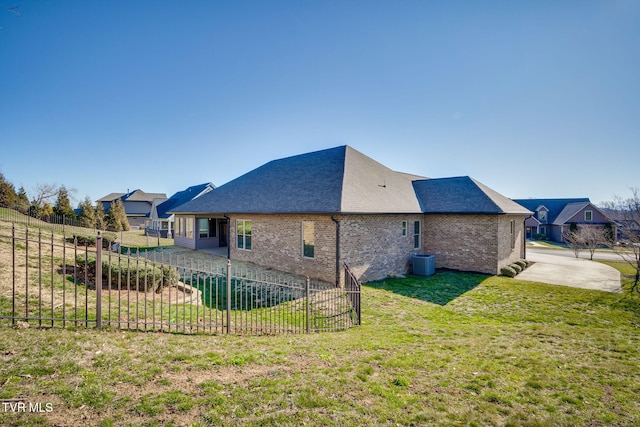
left=0, top=223, right=361, bottom=334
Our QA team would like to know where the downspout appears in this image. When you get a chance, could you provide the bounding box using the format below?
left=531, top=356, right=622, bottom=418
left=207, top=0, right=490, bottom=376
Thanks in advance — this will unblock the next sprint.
left=331, top=214, right=340, bottom=286
left=223, top=214, right=231, bottom=259
left=523, top=214, right=533, bottom=259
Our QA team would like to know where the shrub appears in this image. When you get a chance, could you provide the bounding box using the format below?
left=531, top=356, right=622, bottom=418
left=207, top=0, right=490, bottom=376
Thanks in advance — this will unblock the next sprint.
left=514, top=259, right=527, bottom=270
left=510, top=263, right=523, bottom=273
left=75, top=255, right=179, bottom=293
left=500, top=265, right=517, bottom=278
left=68, top=235, right=97, bottom=246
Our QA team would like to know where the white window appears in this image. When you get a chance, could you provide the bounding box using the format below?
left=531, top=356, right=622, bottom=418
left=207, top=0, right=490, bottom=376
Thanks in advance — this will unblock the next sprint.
left=198, top=218, right=216, bottom=238
left=237, top=220, right=252, bottom=250
left=538, top=210, right=547, bottom=221
left=176, top=217, right=193, bottom=238
left=413, top=221, right=421, bottom=249
left=585, top=210, right=593, bottom=221
left=302, top=221, right=315, bottom=259
left=402, top=221, right=407, bottom=237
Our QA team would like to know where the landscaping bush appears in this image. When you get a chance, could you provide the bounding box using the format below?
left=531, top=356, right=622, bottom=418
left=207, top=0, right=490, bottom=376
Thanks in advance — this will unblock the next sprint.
left=510, top=263, right=523, bottom=273
left=514, top=259, right=527, bottom=270
left=75, top=255, right=179, bottom=293
left=500, top=265, right=517, bottom=278
left=66, top=233, right=117, bottom=248
left=67, top=234, right=96, bottom=246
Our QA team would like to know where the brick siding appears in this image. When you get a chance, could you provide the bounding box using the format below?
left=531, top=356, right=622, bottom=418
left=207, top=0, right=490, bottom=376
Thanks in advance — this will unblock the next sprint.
left=217, top=212, right=526, bottom=282
left=423, top=214, right=525, bottom=275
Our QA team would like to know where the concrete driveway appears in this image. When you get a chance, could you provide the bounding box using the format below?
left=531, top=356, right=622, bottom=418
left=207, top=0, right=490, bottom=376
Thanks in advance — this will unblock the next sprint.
left=517, top=251, right=622, bottom=293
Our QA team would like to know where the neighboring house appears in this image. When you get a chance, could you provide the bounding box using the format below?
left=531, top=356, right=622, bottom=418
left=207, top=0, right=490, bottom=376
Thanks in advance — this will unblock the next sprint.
left=169, top=146, right=530, bottom=284
left=614, top=219, right=640, bottom=242
left=145, top=183, right=215, bottom=238
left=97, top=189, right=168, bottom=229
left=513, top=198, right=616, bottom=242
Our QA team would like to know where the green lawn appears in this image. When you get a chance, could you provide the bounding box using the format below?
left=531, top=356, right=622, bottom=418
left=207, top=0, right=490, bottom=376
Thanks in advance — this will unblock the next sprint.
left=1, top=269, right=639, bottom=426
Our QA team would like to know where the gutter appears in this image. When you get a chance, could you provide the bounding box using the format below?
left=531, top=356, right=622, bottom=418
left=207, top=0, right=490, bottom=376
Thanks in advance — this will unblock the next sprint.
left=523, top=213, right=533, bottom=259
left=331, top=214, right=340, bottom=286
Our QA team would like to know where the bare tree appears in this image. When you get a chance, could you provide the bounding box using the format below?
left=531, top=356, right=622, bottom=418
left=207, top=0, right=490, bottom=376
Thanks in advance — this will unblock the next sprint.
left=581, top=226, right=609, bottom=260
left=606, top=187, right=640, bottom=292
left=565, top=230, right=584, bottom=258
left=31, top=183, right=59, bottom=207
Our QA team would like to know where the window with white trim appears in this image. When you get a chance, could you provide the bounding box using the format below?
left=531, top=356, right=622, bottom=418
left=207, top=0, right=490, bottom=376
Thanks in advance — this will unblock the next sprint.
left=585, top=210, right=593, bottom=221
left=176, top=217, right=194, bottom=238
left=199, top=218, right=217, bottom=238
left=237, top=220, right=252, bottom=250
left=413, top=220, right=421, bottom=249
left=402, top=221, right=407, bottom=237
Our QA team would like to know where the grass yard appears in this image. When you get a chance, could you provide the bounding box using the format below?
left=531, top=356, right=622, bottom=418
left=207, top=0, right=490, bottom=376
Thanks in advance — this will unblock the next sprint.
left=1, top=269, right=639, bottom=426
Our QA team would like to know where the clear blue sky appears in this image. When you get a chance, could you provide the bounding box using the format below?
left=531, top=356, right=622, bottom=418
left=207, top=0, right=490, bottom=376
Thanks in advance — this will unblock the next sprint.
left=1, top=0, right=638, bottom=206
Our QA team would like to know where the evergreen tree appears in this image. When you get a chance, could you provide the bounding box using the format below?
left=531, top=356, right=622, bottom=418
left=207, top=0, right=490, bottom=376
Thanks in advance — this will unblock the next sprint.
left=41, top=202, right=54, bottom=219
left=77, top=196, right=97, bottom=228
left=0, top=171, right=17, bottom=208
left=54, top=185, right=75, bottom=218
left=106, top=199, right=129, bottom=231
left=95, top=202, right=106, bottom=230
left=15, top=187, right=30, bottom=213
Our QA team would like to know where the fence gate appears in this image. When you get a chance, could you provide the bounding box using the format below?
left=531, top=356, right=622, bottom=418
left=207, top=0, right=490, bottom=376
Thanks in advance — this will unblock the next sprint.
left=0, top=224, right=361, bottom=335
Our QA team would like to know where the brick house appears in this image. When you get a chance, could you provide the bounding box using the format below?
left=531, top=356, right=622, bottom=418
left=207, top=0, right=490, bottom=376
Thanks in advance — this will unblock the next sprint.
left=170, top=146, right=531, bottom=284
left=513, top=198, right=616, bottom=242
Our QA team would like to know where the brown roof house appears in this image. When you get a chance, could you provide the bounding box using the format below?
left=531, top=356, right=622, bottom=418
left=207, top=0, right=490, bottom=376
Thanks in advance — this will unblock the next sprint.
left=97, top=189, right=168, bottom=229
left=170, top=146, right=531, bottom=284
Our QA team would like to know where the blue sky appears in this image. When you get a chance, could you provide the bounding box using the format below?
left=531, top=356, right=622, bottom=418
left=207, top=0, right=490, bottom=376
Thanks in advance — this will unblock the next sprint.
left=1, top=0, right=638, bottom=206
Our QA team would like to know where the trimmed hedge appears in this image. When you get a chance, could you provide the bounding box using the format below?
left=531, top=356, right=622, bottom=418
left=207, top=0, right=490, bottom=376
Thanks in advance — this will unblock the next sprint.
left=500, top=265, right=517, bottom=278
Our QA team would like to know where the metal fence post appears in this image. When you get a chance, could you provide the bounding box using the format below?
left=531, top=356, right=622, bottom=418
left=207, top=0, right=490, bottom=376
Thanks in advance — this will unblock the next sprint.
left=306, top=276, right=311, bottom=333
left=96, top=232, right=102, bottom=329
left=226, top=259, right=231, bottom=334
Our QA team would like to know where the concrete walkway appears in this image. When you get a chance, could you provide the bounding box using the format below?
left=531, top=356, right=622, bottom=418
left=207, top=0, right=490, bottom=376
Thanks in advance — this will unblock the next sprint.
left=518, top=252, right=622, bottom=293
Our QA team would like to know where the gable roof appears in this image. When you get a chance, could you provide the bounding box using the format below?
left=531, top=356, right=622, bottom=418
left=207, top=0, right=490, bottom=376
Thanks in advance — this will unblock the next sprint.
left=156, top=183, right=214, bottom=219
left=413, top=176, right=532, bottom=214
left=96, top=192, right=126, bottom=203
left=513, top=198, right=590, bottom=224
left=97, top=189, right=167, bottom=204
left=171, top=146, right=530, bottom=216
left=553, top=202, right=592, bottom=225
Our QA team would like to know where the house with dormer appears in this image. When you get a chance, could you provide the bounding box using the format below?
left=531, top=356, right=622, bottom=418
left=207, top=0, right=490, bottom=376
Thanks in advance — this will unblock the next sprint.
left=169, top=146, right=531, bottom=284
left=513, top=198, right=616, bottom=242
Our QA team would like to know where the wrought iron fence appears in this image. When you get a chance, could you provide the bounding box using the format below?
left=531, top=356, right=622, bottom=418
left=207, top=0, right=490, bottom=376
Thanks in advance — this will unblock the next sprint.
left=0, top=223, right=361, bottom=334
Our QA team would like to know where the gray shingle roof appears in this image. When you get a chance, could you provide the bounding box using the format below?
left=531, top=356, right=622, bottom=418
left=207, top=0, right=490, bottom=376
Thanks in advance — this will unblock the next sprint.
left=553, top=202, right=591, bottom=225
left=413, top=176, right=532, bottom=214
left=513, top=198, right=591, bottom=224
left=156, top=183, right=214, bottom=219
left=171, top=146, right=529, bottom=215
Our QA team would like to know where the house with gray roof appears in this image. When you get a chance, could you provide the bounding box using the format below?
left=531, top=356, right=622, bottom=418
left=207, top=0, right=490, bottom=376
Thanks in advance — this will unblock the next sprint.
left=97, top=189, right=167, bottom=229
left=170, top=146, right=531, bottom=284
left=513, top=198, right=615, bottom=242
left=145, top=183, right=215, bottom=238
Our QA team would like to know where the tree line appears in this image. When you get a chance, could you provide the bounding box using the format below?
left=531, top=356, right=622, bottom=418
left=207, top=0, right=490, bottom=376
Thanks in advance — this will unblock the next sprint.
left=0, top=171, right=130, bottom=232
